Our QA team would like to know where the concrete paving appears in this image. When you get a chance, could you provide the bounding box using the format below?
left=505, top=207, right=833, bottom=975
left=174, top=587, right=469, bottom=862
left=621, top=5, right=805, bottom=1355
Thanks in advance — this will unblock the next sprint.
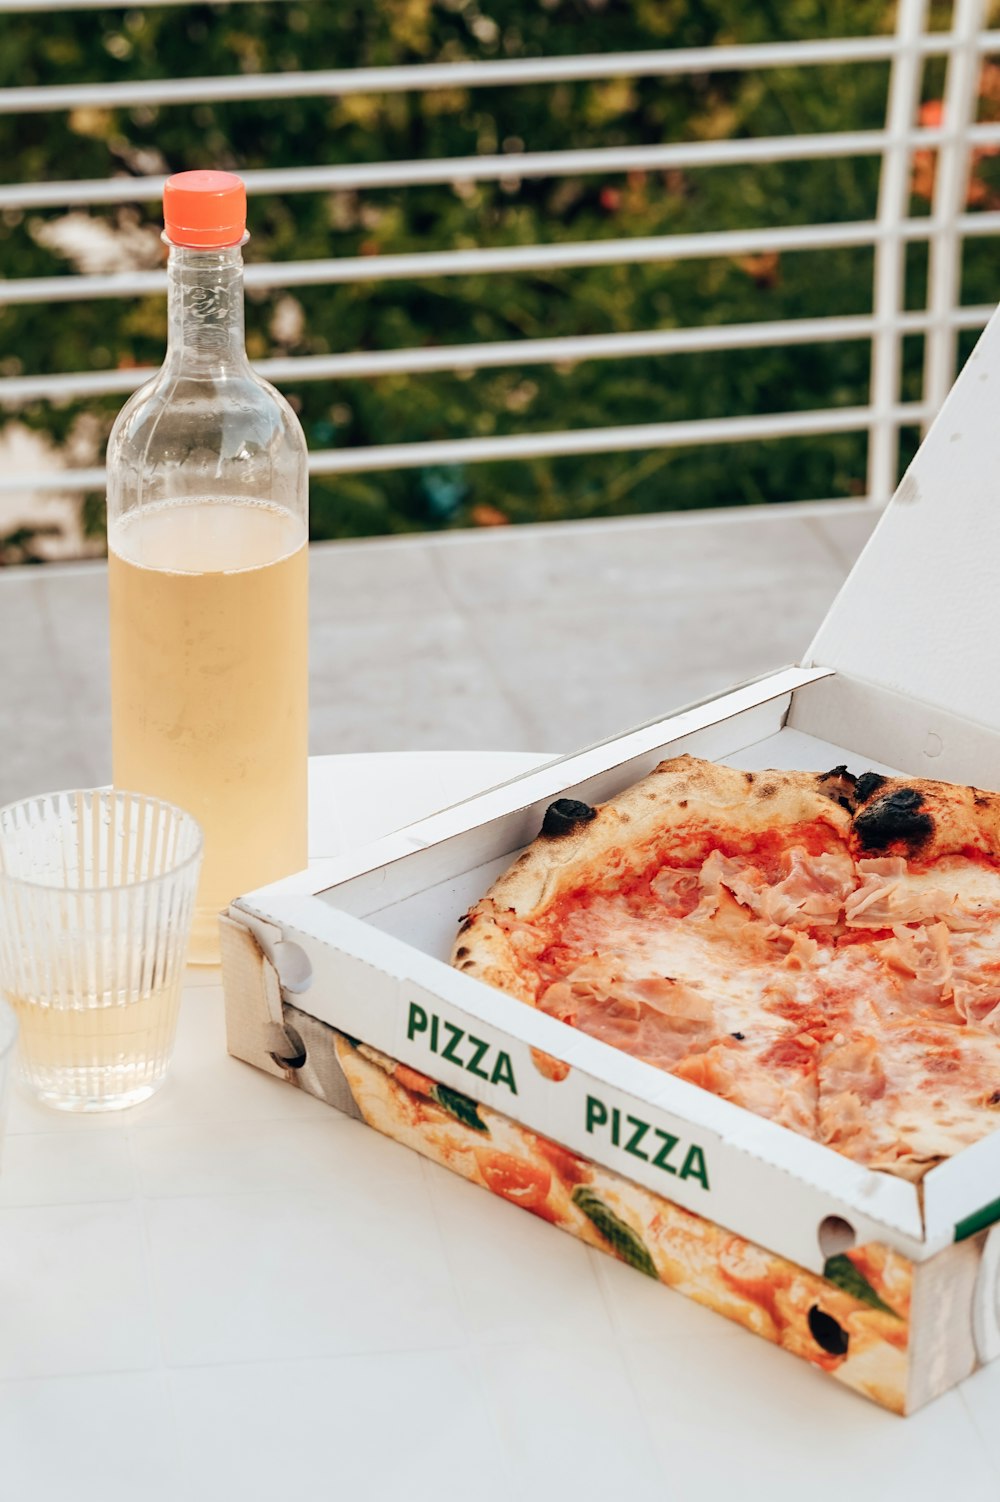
left=0, top=500, right=876, bottom=806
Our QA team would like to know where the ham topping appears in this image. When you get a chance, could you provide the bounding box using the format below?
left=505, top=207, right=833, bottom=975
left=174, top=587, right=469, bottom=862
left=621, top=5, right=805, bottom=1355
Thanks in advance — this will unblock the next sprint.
left=878, top=922, right=954, bottom=1009
left=699, top=846, right=854, bottom=930
left=537, top=960, right=716, bottom=1069
left=519, top=822, right=1000, bottom=1175
left=845, top=857, right=980, bottom=930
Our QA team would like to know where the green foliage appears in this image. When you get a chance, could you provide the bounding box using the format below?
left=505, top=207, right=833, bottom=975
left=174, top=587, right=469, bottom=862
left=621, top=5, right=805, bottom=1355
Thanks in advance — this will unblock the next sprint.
left=0, top=0, right=975, bottom=546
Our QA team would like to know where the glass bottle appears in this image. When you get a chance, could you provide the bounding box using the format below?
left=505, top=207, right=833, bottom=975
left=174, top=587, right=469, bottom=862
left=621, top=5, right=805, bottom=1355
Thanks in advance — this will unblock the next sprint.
left=107, top=171, right=309, bottom=964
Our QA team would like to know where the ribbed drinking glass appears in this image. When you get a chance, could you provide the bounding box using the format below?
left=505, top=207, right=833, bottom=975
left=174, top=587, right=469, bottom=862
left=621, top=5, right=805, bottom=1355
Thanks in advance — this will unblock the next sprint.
left=0, top=790, right=202, bottom=1112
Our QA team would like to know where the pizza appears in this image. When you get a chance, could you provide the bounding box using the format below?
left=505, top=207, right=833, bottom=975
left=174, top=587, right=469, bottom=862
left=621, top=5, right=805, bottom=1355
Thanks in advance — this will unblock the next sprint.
left=333, top=1030, right=912, bottom=1411
left=452, top=755, right=1000, bottom=1180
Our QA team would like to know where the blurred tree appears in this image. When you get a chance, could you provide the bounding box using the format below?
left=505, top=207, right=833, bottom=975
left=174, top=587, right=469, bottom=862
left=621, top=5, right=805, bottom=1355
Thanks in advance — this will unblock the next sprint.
left=0, top=0, right=981, bottom=552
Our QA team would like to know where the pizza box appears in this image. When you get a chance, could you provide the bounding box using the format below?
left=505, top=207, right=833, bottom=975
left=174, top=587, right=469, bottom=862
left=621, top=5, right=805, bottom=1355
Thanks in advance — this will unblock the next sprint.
left=222, top=308, right=1000, bottom=1416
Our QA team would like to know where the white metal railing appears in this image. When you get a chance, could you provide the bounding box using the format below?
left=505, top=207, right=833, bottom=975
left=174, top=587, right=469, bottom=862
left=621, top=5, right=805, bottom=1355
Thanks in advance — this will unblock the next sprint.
left=0, top=0, right=994, bottom=505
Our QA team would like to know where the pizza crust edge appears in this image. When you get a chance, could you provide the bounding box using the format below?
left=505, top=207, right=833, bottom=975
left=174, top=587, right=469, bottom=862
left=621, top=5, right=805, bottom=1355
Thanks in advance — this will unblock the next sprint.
left=451, top=754, right=854, bottom=1000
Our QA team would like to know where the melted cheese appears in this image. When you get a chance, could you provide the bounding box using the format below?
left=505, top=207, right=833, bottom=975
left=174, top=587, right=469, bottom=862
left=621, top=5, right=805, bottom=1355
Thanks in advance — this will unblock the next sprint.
left=555, top=899, right=811, bottom=1035
left=893, top=859, right=1000, bottom=907
left=521, top=841, right=1000, bottom=1175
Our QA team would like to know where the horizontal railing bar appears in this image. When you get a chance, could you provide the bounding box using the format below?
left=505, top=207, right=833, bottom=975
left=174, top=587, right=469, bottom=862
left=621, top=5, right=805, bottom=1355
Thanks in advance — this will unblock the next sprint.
left=0, top=466, right=108, bottom=494
left=5, top=121, right=1000, bottom=213
left=2, top=0, right=288, bottom=8
left=5, top=216, right=995, bottom=309
left=0, top=402, right=929, bottom=493
left=0, top=134, right=894, bottom=211
left=3, top=34, right=1000, bottom=114
left=1, top=307, right=993, bottom=407
left=308, top=404, right=929, bottom=472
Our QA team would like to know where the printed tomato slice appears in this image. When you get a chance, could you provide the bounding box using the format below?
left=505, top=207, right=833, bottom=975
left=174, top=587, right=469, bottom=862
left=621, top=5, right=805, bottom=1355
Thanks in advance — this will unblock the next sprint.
left=532, top=1135, right=591, bottom=1185
left=474, top=1149, right=553, bottom=1216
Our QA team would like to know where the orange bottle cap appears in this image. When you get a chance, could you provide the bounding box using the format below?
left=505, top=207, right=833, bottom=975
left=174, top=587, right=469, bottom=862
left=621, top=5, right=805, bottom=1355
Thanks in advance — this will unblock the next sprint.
left=163, top=170, right=247, bottom=249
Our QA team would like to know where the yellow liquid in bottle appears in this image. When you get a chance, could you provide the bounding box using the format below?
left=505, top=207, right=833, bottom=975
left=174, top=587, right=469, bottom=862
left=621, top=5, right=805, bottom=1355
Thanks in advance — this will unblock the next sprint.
left=108, top=498, right=308, bottom=963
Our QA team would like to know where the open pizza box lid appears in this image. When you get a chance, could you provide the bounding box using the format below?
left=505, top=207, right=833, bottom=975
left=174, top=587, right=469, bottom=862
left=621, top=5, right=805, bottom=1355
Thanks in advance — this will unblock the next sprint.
left=808, top=304, right=1000, bottom=729
left=798, top=304, right=1000, bottom=1251
left=230, top=310, right=1000, bottom=1277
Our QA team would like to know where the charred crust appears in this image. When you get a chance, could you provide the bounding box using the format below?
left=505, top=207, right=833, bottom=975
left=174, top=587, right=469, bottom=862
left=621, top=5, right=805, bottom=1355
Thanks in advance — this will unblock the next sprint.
left=853, top=771, right=888, bottom=804
left=541, top=798, right=598, bottom=837
left=817, top=765, right=859, bottom=812
left=975, top=793, right=991, bottom=808
left=853, top=787, right=934, bottom=853
left=454, top=946, right=470, bottom=960
left=756, top=782, right=777, bottom=799
left=678, top=799, right=688, bottom=809
left=456, top=916, right=473, bottom=935
left=743, top=772, right=754, bottom=784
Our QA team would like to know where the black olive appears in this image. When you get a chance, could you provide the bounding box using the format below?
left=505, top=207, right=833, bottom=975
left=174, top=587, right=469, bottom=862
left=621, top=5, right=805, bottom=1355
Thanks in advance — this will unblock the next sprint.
left=541, top=798, right=598, bottom=837
left=808, top=1305, right=849, bottom=1357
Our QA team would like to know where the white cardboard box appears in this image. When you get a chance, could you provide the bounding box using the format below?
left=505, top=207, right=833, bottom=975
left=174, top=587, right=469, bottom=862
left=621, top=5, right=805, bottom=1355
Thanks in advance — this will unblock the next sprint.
left=223, top=310, right=1000, bottom=1416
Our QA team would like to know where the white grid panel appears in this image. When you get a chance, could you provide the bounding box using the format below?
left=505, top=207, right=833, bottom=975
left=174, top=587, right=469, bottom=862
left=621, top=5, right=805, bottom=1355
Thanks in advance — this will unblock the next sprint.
left=0, top=2, right=994, bottom=499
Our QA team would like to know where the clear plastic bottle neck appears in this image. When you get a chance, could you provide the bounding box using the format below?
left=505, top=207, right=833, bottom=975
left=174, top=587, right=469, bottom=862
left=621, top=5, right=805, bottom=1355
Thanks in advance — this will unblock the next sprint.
left=164, top=239, right=249, bottom=374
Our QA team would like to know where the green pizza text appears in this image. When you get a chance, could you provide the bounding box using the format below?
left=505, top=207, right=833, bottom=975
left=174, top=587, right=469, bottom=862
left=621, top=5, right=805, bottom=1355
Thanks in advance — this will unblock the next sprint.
left=406, top=1001, right=518, bottom=1095
left=585, top=1094, right=710, bottom=1190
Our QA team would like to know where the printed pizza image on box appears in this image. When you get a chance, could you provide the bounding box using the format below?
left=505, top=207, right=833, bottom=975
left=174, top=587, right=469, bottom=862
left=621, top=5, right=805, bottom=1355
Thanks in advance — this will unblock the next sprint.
left=222, top=306, right=1000, bottom=1416
left=272, top=994, right=920, bottom=1414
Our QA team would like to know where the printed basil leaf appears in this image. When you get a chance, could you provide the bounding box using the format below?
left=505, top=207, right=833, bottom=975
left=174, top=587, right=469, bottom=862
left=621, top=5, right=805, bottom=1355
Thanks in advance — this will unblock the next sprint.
left=823, top=1253, right=899, bottom=1318
left=430, top=1083, right=489, bottom=1133
left=572, top=1187, right=659, bottom=1280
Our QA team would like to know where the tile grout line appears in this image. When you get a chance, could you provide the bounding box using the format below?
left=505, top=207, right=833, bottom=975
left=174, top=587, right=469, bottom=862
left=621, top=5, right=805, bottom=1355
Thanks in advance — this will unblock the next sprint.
left=126, top=1116, right=196, bottom=1495
left=956, top=1381, right=1000, bottom=1480
left=424, top=542, right=547, bottom=748
left=33, top=570, right=109, bottom=789
left=802, top=512, right=853, bottom=572
left=802, top=511, right=874, bottom=574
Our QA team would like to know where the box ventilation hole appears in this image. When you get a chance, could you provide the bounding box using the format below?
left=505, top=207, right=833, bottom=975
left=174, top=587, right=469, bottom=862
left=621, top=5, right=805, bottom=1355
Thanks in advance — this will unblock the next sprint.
left=269, top=1022, right=307, bottom=1072
left=818, top=1215, right=856, bottom=1260
left=807, top=1306, right=849, bottom=1357
left=271, top=940, right=313, bottom=994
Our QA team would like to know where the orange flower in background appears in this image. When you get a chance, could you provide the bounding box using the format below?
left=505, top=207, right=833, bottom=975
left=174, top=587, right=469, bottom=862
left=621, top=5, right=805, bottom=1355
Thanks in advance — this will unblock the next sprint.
left=911, top=98, right=942, bottom=201
left=470, top=503, right=510, bottom=527
left=980, top=60, right=1000, bottom=104
left=912, top=72, right=1000, bottom=207
left=736, top=250, right=781, bottom=289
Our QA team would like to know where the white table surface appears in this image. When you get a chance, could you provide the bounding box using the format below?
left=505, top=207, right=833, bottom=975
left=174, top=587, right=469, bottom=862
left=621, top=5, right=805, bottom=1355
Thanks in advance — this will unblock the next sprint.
left=2, top=751, right=999, bottom=1502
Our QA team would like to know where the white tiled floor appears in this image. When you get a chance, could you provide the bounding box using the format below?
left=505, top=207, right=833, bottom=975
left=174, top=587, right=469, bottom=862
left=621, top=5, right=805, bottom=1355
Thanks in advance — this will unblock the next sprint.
left=169, top=1350, right=513, bottom=1502
left=422, top=1154, right=615, bottom=1347
left=622, top=1332, right=1000, bottom=1502
left=0, top=1371, right=185, bottom=1502
left=2, top=747, right=998, bottom=1500
left=0, top=1200, right=159, bottom=1380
